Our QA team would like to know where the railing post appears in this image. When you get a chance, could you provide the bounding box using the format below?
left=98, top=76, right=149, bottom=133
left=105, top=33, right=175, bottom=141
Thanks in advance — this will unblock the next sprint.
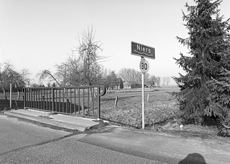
left=97, top=85, right=106, bottom=119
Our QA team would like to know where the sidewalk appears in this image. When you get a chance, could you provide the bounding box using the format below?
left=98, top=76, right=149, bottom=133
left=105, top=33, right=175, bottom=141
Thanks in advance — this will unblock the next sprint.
left=3, top=109, right=99, bottom=132
left=3, top=109, right=230, bottom=164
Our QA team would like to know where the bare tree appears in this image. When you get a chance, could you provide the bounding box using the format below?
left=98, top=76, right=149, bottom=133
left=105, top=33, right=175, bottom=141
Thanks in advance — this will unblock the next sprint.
left=118, top=68, right=142, bottom=83
left=148, top=75, right=157, bottom=87
left=162, top=76, right=171, bottom=86
left=156, top=77, right=161, bottom=87
left=37, top=69, right=61, bottom=87
left=55, top=55, right=82, bottom=86
left=37, top=27, right=105, bottom=88
left=75, top=27, right=104, bottom=85
left=0, top=63, right=30, bottom=103
left=166, top=77, right=171, bottom=86
left=162, top=77, right=166, bottom=86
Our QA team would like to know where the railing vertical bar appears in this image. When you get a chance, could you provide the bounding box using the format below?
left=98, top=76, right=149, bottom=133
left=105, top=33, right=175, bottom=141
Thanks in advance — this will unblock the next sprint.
left=78, top=88, right=80, bottom=115
left=52, top=88, right=54, bottom=113
left=65, top=89, right=68, bottom=113
left=92, top=87, right=94, bottom=116
left=43, top=88, right=45, bottom=110
left=27, top=88, right=28, bottom=108
left=69, top=88, right=72, bottom=114
left=87, top=88, right=90, bottom=115
left=36, top=89, right=39, bottom=109
left=30, top=89, right=32, bottom=108
left=62, top=88, right=65, bottom=113
left=82, top=88, right=85, bottom=115
left=54, top=88, right=56, bottom=112
left=49, top=89, right=52, bottom=111
left=29, top=89, right=30, bottom=108
left=46, top=88, right=48, bottom=110
left=33, top=89, right=35, bottom=108
left=37, top=89, right=39, bottom=109
left=23, top=88, right=26, bottom=108
left=31, top=89, right=32, bottom=108
left=36, top=89, right=38, bottom=109
left=32, top=89, right=34, bottom=108
left=40, top=89, right=42, bottom=109
left=46, top=89, right=48, bottom=110
left=38, top=89, right=40, bottom=109
left=47, top=89, right=49, bottom=111
left=97, top=87, right=101, bottom=119
left=58, top=88, right=60, bottom=112
left=35, top=89, right=37, bottom=109
left=48, top=89, right=50, bottom=111
left=74, top=88, right=76, bottom=114
left=29, top=89, right=31, bottom=108
left=34, top=89, right=35, bottom=108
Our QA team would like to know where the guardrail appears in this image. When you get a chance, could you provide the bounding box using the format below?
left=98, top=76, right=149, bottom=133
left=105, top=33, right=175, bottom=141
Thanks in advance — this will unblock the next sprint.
left=23, top=85, right=106, bottom=118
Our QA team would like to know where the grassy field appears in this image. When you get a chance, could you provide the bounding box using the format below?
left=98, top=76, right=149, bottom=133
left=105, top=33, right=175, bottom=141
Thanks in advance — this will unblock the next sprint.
left=100, top=86, right=230, bottom=139
left=100, top=86, right=180, bottom=128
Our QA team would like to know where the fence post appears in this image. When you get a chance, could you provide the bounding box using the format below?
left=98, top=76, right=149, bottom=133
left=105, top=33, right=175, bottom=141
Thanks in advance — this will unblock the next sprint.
left=114, top=96, right=118, bottom=107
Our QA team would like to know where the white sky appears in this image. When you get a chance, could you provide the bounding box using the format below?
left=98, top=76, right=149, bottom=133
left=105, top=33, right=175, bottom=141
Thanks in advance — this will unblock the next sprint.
left=0, top=0, right=230, bottom=85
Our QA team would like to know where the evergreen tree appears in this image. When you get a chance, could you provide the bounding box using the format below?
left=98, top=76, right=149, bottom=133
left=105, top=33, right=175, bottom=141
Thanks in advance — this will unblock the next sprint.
left=174, top=0, right=230, bottom=125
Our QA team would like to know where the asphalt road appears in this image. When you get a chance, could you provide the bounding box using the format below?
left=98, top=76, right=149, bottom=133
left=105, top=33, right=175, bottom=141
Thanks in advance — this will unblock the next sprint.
left=0, top=115, right=69, bottom=155
left=0, top=115, right=164, bottom=164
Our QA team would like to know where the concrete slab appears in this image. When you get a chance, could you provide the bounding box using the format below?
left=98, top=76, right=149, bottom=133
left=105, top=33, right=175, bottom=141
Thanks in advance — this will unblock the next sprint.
left=49, top=114, right=98, bottom=129
left=3, top=109, right=99, bottom=132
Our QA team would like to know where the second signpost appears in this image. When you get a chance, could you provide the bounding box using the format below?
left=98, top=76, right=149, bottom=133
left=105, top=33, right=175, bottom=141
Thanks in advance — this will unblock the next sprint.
left=131, top=41, right=155, bottom=129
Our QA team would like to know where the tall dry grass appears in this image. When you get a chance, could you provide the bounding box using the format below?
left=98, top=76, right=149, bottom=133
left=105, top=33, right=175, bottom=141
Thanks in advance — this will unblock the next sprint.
left=100, top=86, right=180, bottom=127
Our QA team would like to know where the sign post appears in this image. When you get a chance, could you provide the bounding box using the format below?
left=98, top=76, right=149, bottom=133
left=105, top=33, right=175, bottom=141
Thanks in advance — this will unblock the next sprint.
left=142, top=69, right=145, bottom=129
left=131, top=41, right=155, bottom=129
left=139, top=57, right=149, bottom=129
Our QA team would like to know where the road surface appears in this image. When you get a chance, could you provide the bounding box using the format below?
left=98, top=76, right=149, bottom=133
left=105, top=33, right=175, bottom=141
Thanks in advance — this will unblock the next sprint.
left=0, top=115, right=163, bottom=164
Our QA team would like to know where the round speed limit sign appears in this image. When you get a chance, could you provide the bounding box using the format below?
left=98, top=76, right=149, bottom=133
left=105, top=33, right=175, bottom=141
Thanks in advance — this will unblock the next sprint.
left=139, top=58, right=149, bottom=74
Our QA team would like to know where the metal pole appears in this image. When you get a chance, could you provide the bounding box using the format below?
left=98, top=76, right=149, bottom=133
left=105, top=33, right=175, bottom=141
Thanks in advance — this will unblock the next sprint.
left=142, top=72, right=145, bottom=129
left=10, top=83, right=12, bottom=109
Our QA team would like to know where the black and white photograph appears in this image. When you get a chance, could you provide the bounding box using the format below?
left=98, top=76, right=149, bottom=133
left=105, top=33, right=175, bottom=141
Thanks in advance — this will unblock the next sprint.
left=0, top=0, right=230, bottom=163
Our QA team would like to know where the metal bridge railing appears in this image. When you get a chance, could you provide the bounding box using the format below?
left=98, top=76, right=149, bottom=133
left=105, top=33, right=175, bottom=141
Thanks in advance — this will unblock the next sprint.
left=23, top=85, right=106, bottom=118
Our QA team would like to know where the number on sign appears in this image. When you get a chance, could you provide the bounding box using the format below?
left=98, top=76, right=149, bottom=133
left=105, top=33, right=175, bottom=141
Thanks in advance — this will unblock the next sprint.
left=141, top=63, right=148, bottom=70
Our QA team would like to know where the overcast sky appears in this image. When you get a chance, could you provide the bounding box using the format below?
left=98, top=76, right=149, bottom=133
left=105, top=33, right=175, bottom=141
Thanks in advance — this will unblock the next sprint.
left=0, top=0, right=230, bottom=85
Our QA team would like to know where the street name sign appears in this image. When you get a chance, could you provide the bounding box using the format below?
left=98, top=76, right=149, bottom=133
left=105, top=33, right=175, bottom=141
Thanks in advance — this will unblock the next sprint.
left=131, top=41, right=155, bottom=59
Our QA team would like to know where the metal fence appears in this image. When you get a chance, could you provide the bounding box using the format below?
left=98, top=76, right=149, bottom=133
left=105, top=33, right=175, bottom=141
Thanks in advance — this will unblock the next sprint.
left=23, top=85, right=106, bottom=118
